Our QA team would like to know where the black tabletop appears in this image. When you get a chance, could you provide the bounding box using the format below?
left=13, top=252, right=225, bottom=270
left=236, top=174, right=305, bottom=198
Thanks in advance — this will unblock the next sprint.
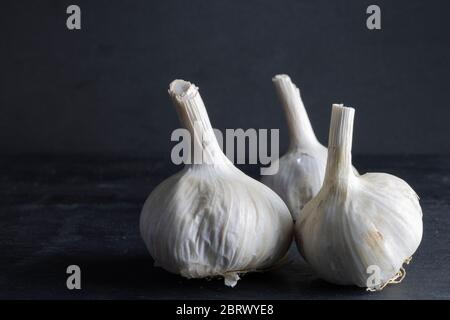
left=1, top=155, right=449, bottom=299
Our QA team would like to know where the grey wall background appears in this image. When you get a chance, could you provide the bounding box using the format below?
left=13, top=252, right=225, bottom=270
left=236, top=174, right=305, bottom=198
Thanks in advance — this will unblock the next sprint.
left=1, top=0, right=449, bottom=158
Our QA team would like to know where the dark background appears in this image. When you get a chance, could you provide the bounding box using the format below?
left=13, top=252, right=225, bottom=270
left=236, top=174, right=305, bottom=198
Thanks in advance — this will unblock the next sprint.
left=1, top=1, right=450, bottom=300
left=1, top=0, right=449, bottom=158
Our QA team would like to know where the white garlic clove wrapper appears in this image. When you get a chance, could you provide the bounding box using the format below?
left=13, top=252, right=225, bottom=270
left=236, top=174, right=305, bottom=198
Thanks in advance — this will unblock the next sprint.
left=296, top=104, right=423, bottom=290
left=262, top=75, right=356, bottom=219
left=140, top=79, right=294, bottom=287
left=262, top=148, right=327, bottom=220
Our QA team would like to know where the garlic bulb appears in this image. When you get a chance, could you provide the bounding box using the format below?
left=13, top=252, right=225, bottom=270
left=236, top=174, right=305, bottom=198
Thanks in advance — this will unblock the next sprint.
left=262, top=74, right=356, bottom=219
left=296, top=104, right=423, bottom=290
left=140, top=79, right=293, bottom=287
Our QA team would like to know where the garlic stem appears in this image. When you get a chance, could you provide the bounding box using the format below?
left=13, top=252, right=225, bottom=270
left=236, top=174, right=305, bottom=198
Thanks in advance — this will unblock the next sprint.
left=169, top=79, right=226, bottom=166
left=324, top=104, right=355, bottom=183
left=272, top=75, right=319, bottom=150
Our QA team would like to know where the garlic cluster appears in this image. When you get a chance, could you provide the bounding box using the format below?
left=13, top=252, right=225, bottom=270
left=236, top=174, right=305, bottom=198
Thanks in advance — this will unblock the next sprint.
left=262, top=74, right=356, bottom=219
left=295, top=104, right=423, bottom=290
left=140, top=79, right=293, bottom=287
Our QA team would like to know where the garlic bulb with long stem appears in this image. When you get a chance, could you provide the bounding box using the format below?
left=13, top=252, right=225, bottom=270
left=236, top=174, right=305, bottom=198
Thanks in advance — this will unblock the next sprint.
left=296, top=104, right=423, bottom=290
left=140, top=79, right=293, bottom=287
left=262, top=74, right=356, bottom=219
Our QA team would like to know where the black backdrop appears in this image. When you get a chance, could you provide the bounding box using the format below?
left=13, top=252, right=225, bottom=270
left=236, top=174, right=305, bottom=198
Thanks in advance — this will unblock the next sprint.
left=1, top=0, right=450, bottom=157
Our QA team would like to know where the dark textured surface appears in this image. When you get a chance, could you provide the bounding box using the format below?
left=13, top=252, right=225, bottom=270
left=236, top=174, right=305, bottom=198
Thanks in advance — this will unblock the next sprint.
left=2, top=0, right=450, bottom=156
left=0, top=155, right=449, bottom=299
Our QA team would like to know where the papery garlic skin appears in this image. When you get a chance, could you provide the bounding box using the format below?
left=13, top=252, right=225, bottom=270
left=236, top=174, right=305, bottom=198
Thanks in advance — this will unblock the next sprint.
left=262, top=148, right=327, bottom=220
left=140, top=80, right=293, bottom=287
left=296, top=104, right=423, bottom=290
